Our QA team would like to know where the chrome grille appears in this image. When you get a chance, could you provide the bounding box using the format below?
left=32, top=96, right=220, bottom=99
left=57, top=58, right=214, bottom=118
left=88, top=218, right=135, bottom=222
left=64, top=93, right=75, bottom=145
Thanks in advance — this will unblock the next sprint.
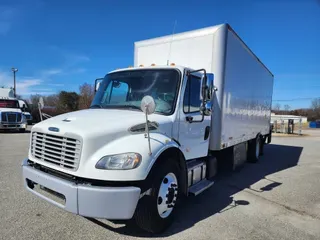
left=7, top=113, right=16, bottom=122
left=1, top=112, right=22, bottom=123
left=31, top=132, right=82, bottom=171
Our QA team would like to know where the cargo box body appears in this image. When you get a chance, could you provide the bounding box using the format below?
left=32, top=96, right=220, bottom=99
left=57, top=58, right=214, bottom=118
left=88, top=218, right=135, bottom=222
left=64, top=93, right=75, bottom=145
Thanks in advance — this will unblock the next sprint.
left=135, top=24, right=274, bottom=151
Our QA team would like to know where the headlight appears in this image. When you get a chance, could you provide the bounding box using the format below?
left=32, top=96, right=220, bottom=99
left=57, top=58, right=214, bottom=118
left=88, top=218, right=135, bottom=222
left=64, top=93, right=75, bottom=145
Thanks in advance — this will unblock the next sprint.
left=95, top=153, right=142, bottom=170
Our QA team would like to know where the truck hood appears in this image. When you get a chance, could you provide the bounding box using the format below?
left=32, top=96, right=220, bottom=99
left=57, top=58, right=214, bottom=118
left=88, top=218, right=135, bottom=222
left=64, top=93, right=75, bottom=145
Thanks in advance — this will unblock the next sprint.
left=0, top=108, right=22, bottom=113
left=32, top=109, right=173, bottom=140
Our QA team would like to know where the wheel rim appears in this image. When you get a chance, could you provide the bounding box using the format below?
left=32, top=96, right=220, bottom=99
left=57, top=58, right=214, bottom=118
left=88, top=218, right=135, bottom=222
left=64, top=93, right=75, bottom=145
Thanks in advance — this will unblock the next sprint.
left=256, top=138, right=260, bottom=158
left=157, top=172, right=178, bottom=218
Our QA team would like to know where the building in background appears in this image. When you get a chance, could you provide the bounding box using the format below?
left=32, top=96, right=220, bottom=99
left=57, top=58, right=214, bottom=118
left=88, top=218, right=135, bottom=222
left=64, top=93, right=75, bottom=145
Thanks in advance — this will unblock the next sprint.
left=271, top=113, right=308, bottom=124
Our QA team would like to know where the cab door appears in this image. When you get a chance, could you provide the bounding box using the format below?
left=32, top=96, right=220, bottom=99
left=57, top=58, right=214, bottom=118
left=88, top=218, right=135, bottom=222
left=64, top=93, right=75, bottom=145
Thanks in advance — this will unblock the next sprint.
left=178, top=73, right=211, bottom=160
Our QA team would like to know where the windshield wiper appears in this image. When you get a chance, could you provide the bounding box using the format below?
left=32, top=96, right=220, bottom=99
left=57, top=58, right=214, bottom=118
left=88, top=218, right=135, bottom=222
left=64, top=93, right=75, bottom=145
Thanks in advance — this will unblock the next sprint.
left=90, top=104, right=102, bottom=109
left=104, top=105, right=142, bottom=111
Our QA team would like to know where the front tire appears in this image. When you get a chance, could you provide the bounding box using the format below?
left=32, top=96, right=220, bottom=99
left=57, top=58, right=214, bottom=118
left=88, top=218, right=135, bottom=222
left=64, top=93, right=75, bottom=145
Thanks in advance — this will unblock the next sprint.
left=19, top=128, right=26, bottom=133
left=134, top=160, right=180, bottom=233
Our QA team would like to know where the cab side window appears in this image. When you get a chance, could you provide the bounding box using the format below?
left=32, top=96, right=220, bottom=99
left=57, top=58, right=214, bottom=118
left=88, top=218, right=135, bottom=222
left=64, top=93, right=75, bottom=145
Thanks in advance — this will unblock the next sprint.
left=183, top=75, right=201, bottom=113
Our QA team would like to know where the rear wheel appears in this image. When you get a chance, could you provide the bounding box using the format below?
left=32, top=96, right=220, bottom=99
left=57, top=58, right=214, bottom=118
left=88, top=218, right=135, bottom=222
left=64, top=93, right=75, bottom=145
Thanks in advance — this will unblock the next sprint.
left=134, top=160, right=180, bottom=233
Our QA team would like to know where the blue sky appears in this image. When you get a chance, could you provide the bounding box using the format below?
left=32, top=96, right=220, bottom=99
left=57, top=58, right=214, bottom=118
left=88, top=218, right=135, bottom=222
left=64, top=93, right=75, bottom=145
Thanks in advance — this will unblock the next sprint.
left=0, top=0, right=319, bottom=109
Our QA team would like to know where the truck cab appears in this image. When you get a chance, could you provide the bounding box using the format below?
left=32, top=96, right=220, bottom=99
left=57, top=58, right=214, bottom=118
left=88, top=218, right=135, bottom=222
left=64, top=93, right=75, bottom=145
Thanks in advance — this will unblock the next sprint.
left=23, top=65, right=216, bottom=231
left=0, top=97, right=27, bottom=132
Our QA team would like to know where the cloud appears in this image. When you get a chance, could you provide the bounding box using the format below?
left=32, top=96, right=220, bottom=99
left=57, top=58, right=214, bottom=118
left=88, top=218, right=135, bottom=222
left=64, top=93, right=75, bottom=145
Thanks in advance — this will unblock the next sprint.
left=0, top=71, right=43, bottom=95
left=64, top=53, right=90, bottom=67
left=22, top=90, right=56, bottom=95
left=47, top=83, right=64, bottom=87
left=69, top=68, right=86, bottom=74
left=40, top=69, right=63, bottom=76
left=17, top=79, right=42, bottom=89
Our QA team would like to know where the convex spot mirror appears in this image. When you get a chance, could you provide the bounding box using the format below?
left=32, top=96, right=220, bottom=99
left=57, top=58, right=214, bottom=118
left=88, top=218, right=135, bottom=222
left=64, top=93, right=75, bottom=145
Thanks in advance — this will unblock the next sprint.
left=141, top=95, right=156, bottom=115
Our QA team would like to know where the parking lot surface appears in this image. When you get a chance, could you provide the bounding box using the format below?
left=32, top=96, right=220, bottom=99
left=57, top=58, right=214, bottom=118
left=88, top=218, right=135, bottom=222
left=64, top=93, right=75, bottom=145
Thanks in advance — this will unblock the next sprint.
left=1, top=127, right=320, bottom=240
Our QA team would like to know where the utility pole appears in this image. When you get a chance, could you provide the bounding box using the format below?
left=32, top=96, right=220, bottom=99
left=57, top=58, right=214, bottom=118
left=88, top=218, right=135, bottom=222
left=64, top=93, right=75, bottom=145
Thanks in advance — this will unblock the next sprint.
left=11, top=67, right=18, bottom=97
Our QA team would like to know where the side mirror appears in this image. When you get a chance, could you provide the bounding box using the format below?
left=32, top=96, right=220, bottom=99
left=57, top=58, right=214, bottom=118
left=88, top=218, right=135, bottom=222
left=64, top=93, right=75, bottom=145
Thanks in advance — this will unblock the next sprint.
left=22, top=104, right=26, bottom=112
left=200, top=73, right=214, bottom=116
left=95, top=78, right=104, bottom=93
left=206, top=73, right=214, bottom=100
left=200, top=73, right=214, bottom=101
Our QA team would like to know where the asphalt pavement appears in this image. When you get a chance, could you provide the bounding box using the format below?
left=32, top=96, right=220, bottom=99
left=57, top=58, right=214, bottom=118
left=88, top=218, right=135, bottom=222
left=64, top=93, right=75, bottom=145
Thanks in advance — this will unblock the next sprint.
left=0, top=127, right=320, bottom=240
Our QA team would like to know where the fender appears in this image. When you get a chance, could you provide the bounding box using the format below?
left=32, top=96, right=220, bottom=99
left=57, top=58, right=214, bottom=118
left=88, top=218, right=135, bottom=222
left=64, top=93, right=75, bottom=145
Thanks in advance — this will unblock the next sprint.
left=81, top=132, right=183, bottom=181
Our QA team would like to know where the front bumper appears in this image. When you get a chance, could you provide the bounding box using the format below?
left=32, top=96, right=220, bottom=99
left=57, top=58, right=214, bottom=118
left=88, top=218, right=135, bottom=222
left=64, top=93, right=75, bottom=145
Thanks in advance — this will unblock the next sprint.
left=22, top=159, right=141, bottom=219
left=0, top=122, right=26, bottom=130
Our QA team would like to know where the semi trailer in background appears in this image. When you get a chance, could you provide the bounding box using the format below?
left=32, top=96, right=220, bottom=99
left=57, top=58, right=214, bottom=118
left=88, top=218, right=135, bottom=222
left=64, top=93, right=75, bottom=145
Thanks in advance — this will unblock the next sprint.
left=22, top=23, right=274, bottom=233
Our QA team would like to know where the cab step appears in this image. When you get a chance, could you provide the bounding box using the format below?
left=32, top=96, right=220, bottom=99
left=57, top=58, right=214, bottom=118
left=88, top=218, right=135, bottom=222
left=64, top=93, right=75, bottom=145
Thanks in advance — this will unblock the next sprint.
left=188, top=179, right=214, bottom=196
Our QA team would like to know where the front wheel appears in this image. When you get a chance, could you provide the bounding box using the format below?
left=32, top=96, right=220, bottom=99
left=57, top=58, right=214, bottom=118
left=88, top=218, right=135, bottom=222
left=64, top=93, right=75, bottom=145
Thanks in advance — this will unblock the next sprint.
left=19, top=128, right=26, bottom=133
left=134, top=160, right=180, bottom=233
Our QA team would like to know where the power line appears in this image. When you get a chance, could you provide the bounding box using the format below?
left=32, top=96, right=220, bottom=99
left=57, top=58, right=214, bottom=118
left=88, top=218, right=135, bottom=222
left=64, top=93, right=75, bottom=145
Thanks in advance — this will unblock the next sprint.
left=273, top=97, right=320, bottom=102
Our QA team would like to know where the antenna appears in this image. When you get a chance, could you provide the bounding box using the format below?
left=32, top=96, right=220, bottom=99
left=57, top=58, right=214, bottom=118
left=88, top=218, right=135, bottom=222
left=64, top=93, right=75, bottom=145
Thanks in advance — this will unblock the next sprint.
left=167, top=20, right=177, bottom=66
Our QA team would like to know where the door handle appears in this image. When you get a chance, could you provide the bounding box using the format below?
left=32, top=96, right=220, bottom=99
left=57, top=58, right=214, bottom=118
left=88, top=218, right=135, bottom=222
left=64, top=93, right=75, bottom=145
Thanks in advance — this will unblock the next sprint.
left=186, top=116, right=193, bottom=123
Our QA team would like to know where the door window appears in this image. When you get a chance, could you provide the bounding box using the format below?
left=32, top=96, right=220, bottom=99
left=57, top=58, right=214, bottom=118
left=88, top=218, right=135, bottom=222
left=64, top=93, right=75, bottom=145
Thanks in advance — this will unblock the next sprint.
left=183, top=75, right=201, bottom=113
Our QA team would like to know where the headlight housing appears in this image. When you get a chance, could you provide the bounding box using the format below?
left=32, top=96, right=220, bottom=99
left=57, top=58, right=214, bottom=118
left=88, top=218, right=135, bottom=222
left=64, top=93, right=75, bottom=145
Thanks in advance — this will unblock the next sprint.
left=95, top=153, right=142, bottom=170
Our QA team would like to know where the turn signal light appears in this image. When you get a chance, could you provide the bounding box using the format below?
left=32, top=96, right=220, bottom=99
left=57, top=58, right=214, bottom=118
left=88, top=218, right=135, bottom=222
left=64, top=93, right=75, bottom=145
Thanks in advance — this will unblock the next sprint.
left=170, top=63, right=176, bottom=66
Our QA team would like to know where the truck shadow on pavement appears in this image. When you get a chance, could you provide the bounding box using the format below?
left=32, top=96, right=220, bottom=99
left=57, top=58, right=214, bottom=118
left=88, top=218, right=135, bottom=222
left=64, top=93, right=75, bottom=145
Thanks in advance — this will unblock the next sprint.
left=85, top=144, right=303, bottom=237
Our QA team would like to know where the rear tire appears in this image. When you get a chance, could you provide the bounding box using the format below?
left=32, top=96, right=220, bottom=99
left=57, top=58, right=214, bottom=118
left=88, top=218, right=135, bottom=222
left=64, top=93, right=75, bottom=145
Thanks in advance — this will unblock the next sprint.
left=247, top=135, right=261, bottom=163
left=134, top=159, right=180, bottom=233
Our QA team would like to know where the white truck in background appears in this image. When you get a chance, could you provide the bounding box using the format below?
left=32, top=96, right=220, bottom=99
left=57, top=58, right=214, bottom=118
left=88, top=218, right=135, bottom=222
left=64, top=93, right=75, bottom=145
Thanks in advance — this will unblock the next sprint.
left=0, top=88, right=27, bottom=132
left=22, top=24, right=274, bottom=233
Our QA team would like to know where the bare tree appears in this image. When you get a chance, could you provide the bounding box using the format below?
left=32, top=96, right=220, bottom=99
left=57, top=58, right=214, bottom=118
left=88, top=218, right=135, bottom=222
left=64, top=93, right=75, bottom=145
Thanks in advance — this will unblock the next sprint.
left=45, top=94, right=59, bottom=107
left=30, top=94, right=42, bottom=106
left=311, top=98, right=320, bottom=110
left=273, top=103, right=281, bottom=111
left=311, top=98, right=320, bottom=121
left=79, top=83, right=94, bottom=110
left=284, top=104, right=291, bottom=112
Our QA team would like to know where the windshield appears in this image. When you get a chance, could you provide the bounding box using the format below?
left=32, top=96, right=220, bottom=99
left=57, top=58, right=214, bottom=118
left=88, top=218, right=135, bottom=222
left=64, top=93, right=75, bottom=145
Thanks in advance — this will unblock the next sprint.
left=91, top=69, right=180, bottom=115
left=0, top=99, right=20, bottom=109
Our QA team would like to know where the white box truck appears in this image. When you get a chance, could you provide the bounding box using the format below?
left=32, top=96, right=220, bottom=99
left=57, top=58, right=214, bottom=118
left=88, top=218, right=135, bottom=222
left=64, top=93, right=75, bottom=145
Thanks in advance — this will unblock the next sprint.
left=22, top=24, right=273, bottom=233
left=0, top=88, right=27, bottom=132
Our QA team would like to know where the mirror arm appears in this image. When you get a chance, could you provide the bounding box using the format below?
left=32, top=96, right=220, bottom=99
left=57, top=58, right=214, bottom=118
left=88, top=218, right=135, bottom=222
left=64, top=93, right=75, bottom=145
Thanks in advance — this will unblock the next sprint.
left=188, top=99, right=208, bottom=123
left=189, top=112, right=205, bottom=123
